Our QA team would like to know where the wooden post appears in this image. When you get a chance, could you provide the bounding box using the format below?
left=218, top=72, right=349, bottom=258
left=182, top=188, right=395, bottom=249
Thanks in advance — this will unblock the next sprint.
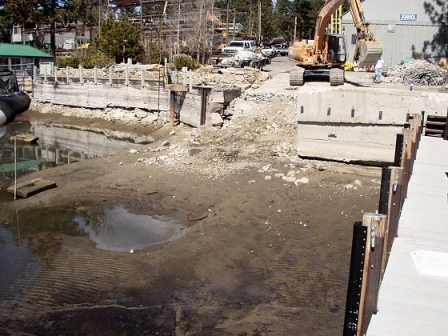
left=169, top=90, right=175, bottom=126
left=141, top=68, right=145, bottom=88
left=358, top=213, right=387, bottom=336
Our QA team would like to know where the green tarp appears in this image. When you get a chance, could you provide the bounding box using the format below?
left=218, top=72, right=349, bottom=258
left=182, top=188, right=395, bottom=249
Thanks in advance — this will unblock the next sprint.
left=0, top=159, right=45, bottom=173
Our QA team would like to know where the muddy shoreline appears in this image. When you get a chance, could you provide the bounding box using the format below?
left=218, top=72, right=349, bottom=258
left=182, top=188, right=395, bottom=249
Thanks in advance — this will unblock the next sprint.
left=1, top=108, right=381, bottom=335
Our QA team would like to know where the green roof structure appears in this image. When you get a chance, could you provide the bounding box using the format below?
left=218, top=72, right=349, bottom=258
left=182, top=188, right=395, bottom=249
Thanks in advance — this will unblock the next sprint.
left=0, top=43, right=53, bottom=58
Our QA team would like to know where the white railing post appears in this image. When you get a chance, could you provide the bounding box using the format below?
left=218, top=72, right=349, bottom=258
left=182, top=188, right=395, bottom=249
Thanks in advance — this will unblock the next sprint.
left=79, top=65, right=83, bottom=85
left=125, top=66, right=129, bottom=86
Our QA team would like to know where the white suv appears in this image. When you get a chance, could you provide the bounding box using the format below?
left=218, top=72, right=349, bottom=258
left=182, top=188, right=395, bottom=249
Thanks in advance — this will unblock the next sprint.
left=222, top=40, right=257, bottom=56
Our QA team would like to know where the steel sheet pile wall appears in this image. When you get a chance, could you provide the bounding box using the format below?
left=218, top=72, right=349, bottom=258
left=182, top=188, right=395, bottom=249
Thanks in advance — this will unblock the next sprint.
left=343, top=113, right=424, bottom=336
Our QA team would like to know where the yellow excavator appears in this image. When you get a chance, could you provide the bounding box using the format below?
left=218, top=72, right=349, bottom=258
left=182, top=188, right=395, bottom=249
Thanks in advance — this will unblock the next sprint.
left=288, top=0, right=382, bottom=86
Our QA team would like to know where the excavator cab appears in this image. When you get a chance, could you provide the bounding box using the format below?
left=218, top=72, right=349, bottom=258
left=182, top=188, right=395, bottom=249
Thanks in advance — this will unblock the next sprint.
left=327, top=34, right=347, bottom=64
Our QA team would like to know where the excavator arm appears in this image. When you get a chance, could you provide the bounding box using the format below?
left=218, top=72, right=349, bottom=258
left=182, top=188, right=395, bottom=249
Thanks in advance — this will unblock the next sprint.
left=313, top=0, right=382, bottom=65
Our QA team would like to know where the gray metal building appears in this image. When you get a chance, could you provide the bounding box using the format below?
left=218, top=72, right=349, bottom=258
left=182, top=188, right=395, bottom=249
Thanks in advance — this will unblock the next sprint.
left=342, top=0, right=441, bottom=68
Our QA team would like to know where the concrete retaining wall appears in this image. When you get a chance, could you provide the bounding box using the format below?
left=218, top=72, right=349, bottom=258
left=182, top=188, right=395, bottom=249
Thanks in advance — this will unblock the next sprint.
left=297, top=87, right=448, bottom=164
left=34, top=82, right=169, bottom=111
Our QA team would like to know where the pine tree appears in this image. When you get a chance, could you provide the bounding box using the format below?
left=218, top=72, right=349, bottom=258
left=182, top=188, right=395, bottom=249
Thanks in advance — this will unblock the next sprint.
left=95, top=13, right=144, bottom=63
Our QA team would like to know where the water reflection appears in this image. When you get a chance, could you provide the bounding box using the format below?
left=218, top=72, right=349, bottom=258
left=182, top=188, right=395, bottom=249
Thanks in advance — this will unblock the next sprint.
left=0, top=227, right=41, bottom=298
left=76, top=205, right=188, bottom=252
left=0, top=120, right=139, bottom=203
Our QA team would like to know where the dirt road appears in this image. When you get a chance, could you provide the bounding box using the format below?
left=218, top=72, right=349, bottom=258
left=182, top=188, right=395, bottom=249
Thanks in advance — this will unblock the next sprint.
left=1, top=57, right=384, bottom=335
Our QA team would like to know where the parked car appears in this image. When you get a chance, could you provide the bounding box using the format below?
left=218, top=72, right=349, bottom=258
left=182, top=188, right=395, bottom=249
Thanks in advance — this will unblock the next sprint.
left=261, top=45, right=278, bottom=58
left=274, top=44, right=289, bottom=56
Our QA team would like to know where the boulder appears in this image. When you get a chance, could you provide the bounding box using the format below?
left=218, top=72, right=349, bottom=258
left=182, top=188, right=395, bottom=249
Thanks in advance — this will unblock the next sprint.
left=206, top=112, right=224, bottom=126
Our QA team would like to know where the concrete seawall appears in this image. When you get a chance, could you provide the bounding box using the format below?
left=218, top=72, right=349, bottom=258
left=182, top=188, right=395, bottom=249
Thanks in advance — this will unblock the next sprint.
left=297, top=87, right=448, bottom=164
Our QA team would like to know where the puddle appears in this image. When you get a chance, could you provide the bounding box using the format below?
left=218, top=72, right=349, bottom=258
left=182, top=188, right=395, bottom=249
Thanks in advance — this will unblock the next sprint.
left=75, top=205, right=188, bottom=252
left=0, top=203, right=188, bottom=302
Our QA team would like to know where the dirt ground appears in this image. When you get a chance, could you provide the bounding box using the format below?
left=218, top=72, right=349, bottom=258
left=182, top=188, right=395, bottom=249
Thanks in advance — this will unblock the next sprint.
left=1, top=59, right=391, bottom=335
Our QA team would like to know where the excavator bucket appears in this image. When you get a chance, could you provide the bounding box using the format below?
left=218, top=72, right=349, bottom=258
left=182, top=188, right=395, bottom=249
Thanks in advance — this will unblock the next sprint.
left=357, top=40, right=383, bottom=66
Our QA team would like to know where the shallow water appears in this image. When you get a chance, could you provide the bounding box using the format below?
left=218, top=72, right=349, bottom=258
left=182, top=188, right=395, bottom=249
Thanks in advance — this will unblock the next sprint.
left=75, top=205, right=188, bottom=252
left=0, top=120, right=187, bottom=301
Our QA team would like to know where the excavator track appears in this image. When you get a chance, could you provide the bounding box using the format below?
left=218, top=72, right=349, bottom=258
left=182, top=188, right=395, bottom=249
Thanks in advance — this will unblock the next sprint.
left=329, top=68, right=344, bottom=86
left=290, top=66, right=305, bottom=86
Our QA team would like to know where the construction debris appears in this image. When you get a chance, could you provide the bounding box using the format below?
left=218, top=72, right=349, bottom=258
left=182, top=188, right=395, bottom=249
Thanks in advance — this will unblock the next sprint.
left=383, top=60, right=448, bottom=86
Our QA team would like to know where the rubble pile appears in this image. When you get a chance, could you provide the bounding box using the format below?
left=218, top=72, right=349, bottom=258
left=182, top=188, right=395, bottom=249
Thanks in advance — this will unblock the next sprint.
left=383, top=60, right=448, bottom=86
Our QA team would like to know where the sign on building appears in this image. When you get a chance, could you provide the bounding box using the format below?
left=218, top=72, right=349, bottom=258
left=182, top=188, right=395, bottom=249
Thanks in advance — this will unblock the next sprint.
left=400, top=13, right=418, bottom=21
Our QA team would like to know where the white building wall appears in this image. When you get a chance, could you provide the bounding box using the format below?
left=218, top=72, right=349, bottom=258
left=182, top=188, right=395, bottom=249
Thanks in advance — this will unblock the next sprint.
left=342, top=0, right=440, bottom=67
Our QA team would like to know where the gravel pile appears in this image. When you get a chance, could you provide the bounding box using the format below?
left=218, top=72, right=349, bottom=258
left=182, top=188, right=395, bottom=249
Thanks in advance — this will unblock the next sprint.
left=383, top=60, right=448, bottom=86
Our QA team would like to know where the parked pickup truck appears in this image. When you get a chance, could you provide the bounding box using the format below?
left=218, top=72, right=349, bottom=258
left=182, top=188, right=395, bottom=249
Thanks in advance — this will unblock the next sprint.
left=222, top=40, right=257, bottom=57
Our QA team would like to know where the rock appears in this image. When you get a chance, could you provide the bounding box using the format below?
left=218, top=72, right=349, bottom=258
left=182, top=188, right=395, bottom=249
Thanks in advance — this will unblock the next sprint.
left=170, top=130, right=176, bottom=135
left=134, top=108, right=148, bottom=119
left=262, top=164, right=272, bottom=172
left=129, top=149, right=139, bottom=154
left=283, top=176, right=297, bottom=183
left=221, top=72, right=234, bottom=84
left=248, top=180, right=256, bottom=184
left=206, top=113, right=224, bottom=127
left=160, top=140, right=170, bottom=147
left=274, top=173, right=285, bottom=178
left=264, top=176, right=272, bottom=181
left=234, top=74, right=245, bottom=82
left=294, top=177, right=309, bottom=185
left=286, top=170, right=296, bottom=177
left=345, top=184, right=354, bottom=190
left=251, top=83, right=260, bottom=89
left=40, top=105, right=53, bottom=114
left=134, top=136, right=155, bottom=144
left=354, top=179, right=362, bottom=186
left=255, top=71, right=270, bottom=82
left=140, top=114, right=159, bottom=124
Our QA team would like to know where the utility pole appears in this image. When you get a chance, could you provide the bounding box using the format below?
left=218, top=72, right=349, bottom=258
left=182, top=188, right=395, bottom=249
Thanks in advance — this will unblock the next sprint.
left=293, top=16, right=297, bottom=43
left=258, top=0, right=261, bottom=44
left=232, top=8, right=236, bottom=40
left=225, top=0, right=230, bottom=44
left=177, top=0, right=181, bottom=55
